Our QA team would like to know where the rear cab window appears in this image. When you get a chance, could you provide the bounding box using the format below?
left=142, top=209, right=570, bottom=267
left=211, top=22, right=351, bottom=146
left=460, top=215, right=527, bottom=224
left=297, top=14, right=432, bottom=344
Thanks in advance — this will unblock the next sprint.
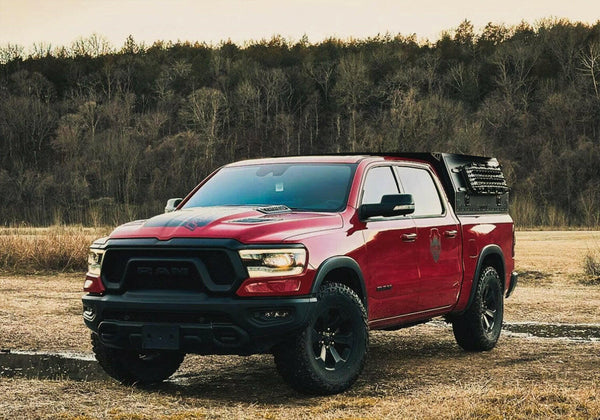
left=394, top=166, right=444, bottom=217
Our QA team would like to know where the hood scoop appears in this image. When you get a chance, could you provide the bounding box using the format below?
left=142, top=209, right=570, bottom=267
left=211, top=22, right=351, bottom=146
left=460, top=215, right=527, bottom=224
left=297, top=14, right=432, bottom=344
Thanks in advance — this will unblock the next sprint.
left=256, top=205, right=292, bottom=214
left=226, top=217, right=282, bottom=224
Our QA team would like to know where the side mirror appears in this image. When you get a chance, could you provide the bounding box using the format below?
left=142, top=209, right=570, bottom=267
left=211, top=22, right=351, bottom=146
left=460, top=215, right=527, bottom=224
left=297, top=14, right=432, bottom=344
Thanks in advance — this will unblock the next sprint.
left=165, top=198, right=183, bottom=213
left=360, top=194, right=415, bottom=219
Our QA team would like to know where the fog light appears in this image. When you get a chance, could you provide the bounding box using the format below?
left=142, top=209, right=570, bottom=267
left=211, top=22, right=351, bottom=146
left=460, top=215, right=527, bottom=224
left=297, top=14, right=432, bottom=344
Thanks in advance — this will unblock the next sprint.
left=254, top=310, right=291, bottom=322
left=83, top=305, right=96, bottom=321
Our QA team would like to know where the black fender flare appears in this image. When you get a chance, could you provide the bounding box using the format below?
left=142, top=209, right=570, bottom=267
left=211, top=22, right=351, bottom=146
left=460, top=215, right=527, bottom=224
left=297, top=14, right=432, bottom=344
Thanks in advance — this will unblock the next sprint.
left=311, top=256, right=368, bottom=310
left=463, top=244, right=506, bottom=312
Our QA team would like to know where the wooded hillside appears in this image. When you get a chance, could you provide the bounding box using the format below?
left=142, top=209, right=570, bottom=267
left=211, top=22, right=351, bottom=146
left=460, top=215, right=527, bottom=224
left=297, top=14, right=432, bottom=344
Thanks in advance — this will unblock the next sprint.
left=1, top=19, right=599, bottom=226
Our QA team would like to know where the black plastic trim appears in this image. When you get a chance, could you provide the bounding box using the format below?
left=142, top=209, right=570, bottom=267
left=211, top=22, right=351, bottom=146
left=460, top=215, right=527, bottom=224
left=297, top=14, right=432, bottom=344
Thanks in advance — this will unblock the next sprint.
left=311, top=256, right=368, bottom=310
left=83, top=292, right=317, bottom=355
left=463, top=244, right=505, bottom=312
left=506, top=271, right=518, bottom=298
left=100, top=247, right=246, bottom=294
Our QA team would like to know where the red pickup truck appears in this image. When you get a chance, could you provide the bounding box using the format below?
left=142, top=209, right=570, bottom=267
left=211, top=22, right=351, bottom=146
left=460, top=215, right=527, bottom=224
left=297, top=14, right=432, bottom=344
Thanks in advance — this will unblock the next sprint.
left=83, top=153, right=517, bottom=394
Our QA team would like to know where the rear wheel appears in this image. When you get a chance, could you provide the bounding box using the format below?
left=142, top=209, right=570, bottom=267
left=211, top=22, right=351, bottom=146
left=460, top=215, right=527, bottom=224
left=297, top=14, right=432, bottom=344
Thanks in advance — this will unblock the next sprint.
left=273, top=283, right=368, bottom=395
left=92, top=333, right=184, bottom=385
left=452, top=266, right=504, bottom=351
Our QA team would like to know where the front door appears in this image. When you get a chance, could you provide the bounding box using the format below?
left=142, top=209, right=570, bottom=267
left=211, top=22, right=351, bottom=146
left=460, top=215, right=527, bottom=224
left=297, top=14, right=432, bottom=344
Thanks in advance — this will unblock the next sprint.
left=360, top=166, right=420, bottom=320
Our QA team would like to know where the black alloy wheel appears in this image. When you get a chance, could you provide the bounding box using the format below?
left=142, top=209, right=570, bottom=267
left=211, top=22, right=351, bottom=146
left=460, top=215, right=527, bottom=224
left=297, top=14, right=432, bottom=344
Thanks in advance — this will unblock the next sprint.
left=481, top=278, right=500, bottom=335
left=273, top=282, right=368, bottom=395
left=311, top=306, right=355, bottom=371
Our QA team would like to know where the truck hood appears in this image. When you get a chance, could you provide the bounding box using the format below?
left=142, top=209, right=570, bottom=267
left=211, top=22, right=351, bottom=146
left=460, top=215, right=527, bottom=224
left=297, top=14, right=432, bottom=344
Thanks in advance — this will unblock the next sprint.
left=108, top=206, right=343, bottom=243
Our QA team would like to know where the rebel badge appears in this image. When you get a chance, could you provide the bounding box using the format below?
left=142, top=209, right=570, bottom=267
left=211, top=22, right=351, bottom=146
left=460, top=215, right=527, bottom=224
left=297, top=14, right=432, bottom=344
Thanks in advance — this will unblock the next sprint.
left=430, top=229, right=441, bottom=263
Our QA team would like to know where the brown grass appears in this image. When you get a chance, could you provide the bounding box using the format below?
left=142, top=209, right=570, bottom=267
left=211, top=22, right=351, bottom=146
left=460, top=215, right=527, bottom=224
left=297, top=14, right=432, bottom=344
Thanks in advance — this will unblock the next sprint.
left=1, top=230, right=600, bottom=419
left=514, top=230, right=600, bottom=281
left=581, top=250, right=600, bottom=285
left=0, top=274, right=89, bottom=352
left=1, top=333, right=599, bottom=419
left=0, top=231, right=599, bottom=352
left=0, top=226, right=109, bottom=274
left=505, top=231, right=600, bottom=322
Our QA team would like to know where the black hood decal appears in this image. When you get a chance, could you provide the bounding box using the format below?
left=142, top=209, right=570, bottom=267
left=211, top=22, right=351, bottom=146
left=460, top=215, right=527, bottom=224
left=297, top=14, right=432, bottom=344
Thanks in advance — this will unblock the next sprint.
left=143, top=207, right=251, bottom=230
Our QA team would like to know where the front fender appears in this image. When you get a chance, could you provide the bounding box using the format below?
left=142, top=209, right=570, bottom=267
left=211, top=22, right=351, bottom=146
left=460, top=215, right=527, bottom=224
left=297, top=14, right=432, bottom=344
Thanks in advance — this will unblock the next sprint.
left=311, top=256, right=368, bottom=310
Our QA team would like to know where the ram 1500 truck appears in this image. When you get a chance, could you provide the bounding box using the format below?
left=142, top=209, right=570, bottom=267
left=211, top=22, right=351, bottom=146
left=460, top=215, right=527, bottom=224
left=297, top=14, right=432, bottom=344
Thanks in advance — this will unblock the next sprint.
left=83, top=153, right=517, bottom=394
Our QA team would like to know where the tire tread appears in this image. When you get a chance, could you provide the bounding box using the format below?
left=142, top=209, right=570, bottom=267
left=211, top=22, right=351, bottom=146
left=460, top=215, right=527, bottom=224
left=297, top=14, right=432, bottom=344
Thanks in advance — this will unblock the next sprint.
left=92, top=333, right=184, bottom=385
left=273, top=283, right=368, bottom=395
left=452, top=266, right=503, bottom=352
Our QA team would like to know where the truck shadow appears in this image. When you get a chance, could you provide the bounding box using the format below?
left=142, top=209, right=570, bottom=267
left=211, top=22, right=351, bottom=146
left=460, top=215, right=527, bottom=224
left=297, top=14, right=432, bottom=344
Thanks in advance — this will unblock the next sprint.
left=0, top=331, right=460, bottom=403
left=4, top=321, right=596, bottom=403
left=146, top=331, right=465, bottom=402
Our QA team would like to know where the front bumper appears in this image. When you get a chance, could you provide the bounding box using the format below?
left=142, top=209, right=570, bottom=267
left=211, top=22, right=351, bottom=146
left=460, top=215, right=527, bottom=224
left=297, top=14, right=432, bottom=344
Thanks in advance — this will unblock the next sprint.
left=82, top=291, right=317, bottom=355
left=506, top=271, right=518, bottom=298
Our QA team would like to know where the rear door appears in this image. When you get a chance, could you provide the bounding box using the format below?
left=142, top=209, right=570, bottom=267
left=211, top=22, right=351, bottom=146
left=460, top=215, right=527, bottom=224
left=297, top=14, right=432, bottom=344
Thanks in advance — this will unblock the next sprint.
left=394, top=165, right=462, bottom=311
left=360, top=165, right=420, bottom=320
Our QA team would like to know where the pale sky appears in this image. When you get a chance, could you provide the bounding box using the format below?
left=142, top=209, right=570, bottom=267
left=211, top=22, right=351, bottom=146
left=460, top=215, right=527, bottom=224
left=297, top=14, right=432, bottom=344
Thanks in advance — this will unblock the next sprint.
left=1, top=0, right=600, bottom=50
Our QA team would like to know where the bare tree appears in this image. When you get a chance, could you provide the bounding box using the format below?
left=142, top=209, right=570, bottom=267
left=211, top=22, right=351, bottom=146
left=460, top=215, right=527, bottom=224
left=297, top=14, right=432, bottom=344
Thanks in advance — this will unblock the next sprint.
left=181, top=88, right=227, bottom=166
left=70, top=34, right=113, bottom=57
left=30, top=42, right=53, bottom=59
left=579, top=41, right=600, bottom=99
left=0, top=43, right=24, bottom=64
left=492, top=43, right=541, bottom=109
left=334, top=54, right=371, bottom=151
left=303, top=60, right=335, bottom=101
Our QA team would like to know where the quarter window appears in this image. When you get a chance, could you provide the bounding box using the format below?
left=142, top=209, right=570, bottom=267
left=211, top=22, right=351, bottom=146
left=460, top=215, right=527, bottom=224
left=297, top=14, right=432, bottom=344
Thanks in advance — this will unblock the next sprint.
left=395, top=167, right=443, bottom=216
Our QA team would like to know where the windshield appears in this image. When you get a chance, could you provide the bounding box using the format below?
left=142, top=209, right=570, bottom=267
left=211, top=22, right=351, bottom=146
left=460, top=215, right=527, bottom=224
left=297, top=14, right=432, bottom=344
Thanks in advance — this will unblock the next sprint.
left=183, top=163, right=356, bottom=212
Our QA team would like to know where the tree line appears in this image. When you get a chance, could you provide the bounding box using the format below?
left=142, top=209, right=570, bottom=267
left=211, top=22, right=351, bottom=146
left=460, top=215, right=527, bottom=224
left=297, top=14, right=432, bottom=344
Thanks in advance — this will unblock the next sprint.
left=1, top=19, right=599, bottom=226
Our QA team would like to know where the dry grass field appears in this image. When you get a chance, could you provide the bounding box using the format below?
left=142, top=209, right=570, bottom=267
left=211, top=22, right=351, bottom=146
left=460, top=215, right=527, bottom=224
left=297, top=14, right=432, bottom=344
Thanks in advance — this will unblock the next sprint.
left=0, top=226, right=111, bottom=273
left=1, top=230, right=599, bottom=419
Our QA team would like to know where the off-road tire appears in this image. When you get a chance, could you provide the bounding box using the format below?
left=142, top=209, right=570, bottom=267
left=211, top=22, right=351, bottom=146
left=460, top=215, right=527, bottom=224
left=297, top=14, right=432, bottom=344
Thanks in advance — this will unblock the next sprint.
left=452, top=266, right=504, bottom=351
left=91, top=333, right=184, bottom=385
left=273, top=282, right=368, bottom=395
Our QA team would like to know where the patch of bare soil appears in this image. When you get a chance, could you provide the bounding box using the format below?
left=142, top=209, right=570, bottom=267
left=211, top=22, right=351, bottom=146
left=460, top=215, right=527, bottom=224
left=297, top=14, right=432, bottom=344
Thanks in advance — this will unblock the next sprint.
left=0, top=274, right=90, bottom=352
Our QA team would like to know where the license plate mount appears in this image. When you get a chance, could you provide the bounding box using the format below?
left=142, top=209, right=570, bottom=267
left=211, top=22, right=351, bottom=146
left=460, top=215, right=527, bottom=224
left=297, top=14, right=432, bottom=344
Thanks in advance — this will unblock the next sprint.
left=142, top=325, right=180, bottom=350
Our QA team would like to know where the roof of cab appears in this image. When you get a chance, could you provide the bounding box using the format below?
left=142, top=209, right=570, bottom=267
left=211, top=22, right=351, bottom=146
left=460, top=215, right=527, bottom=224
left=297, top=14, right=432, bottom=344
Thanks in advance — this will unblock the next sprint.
left=225, top=155, right=377, bottom=166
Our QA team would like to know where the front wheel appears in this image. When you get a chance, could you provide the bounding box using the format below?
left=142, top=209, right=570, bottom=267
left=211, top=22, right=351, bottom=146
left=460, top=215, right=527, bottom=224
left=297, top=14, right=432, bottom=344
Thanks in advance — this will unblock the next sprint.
left=92, top=333, right=184, bottom=385
left=273, top=283, right=368, bottom=395
left=451, top=266, right=504, bottom=351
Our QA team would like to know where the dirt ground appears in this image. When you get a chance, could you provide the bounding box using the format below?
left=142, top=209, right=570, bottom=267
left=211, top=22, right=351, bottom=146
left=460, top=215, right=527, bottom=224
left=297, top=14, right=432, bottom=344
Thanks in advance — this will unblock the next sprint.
left=1, top=230, right=599, bottom=419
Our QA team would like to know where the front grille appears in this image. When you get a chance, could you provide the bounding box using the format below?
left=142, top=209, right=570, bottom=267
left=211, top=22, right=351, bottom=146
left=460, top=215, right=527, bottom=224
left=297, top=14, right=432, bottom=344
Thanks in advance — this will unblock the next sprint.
left=200, top=251, right=238, bottom=285
left=101, top=248, right=243, bottom=293
left=125, top=259, right=203, bottom=291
